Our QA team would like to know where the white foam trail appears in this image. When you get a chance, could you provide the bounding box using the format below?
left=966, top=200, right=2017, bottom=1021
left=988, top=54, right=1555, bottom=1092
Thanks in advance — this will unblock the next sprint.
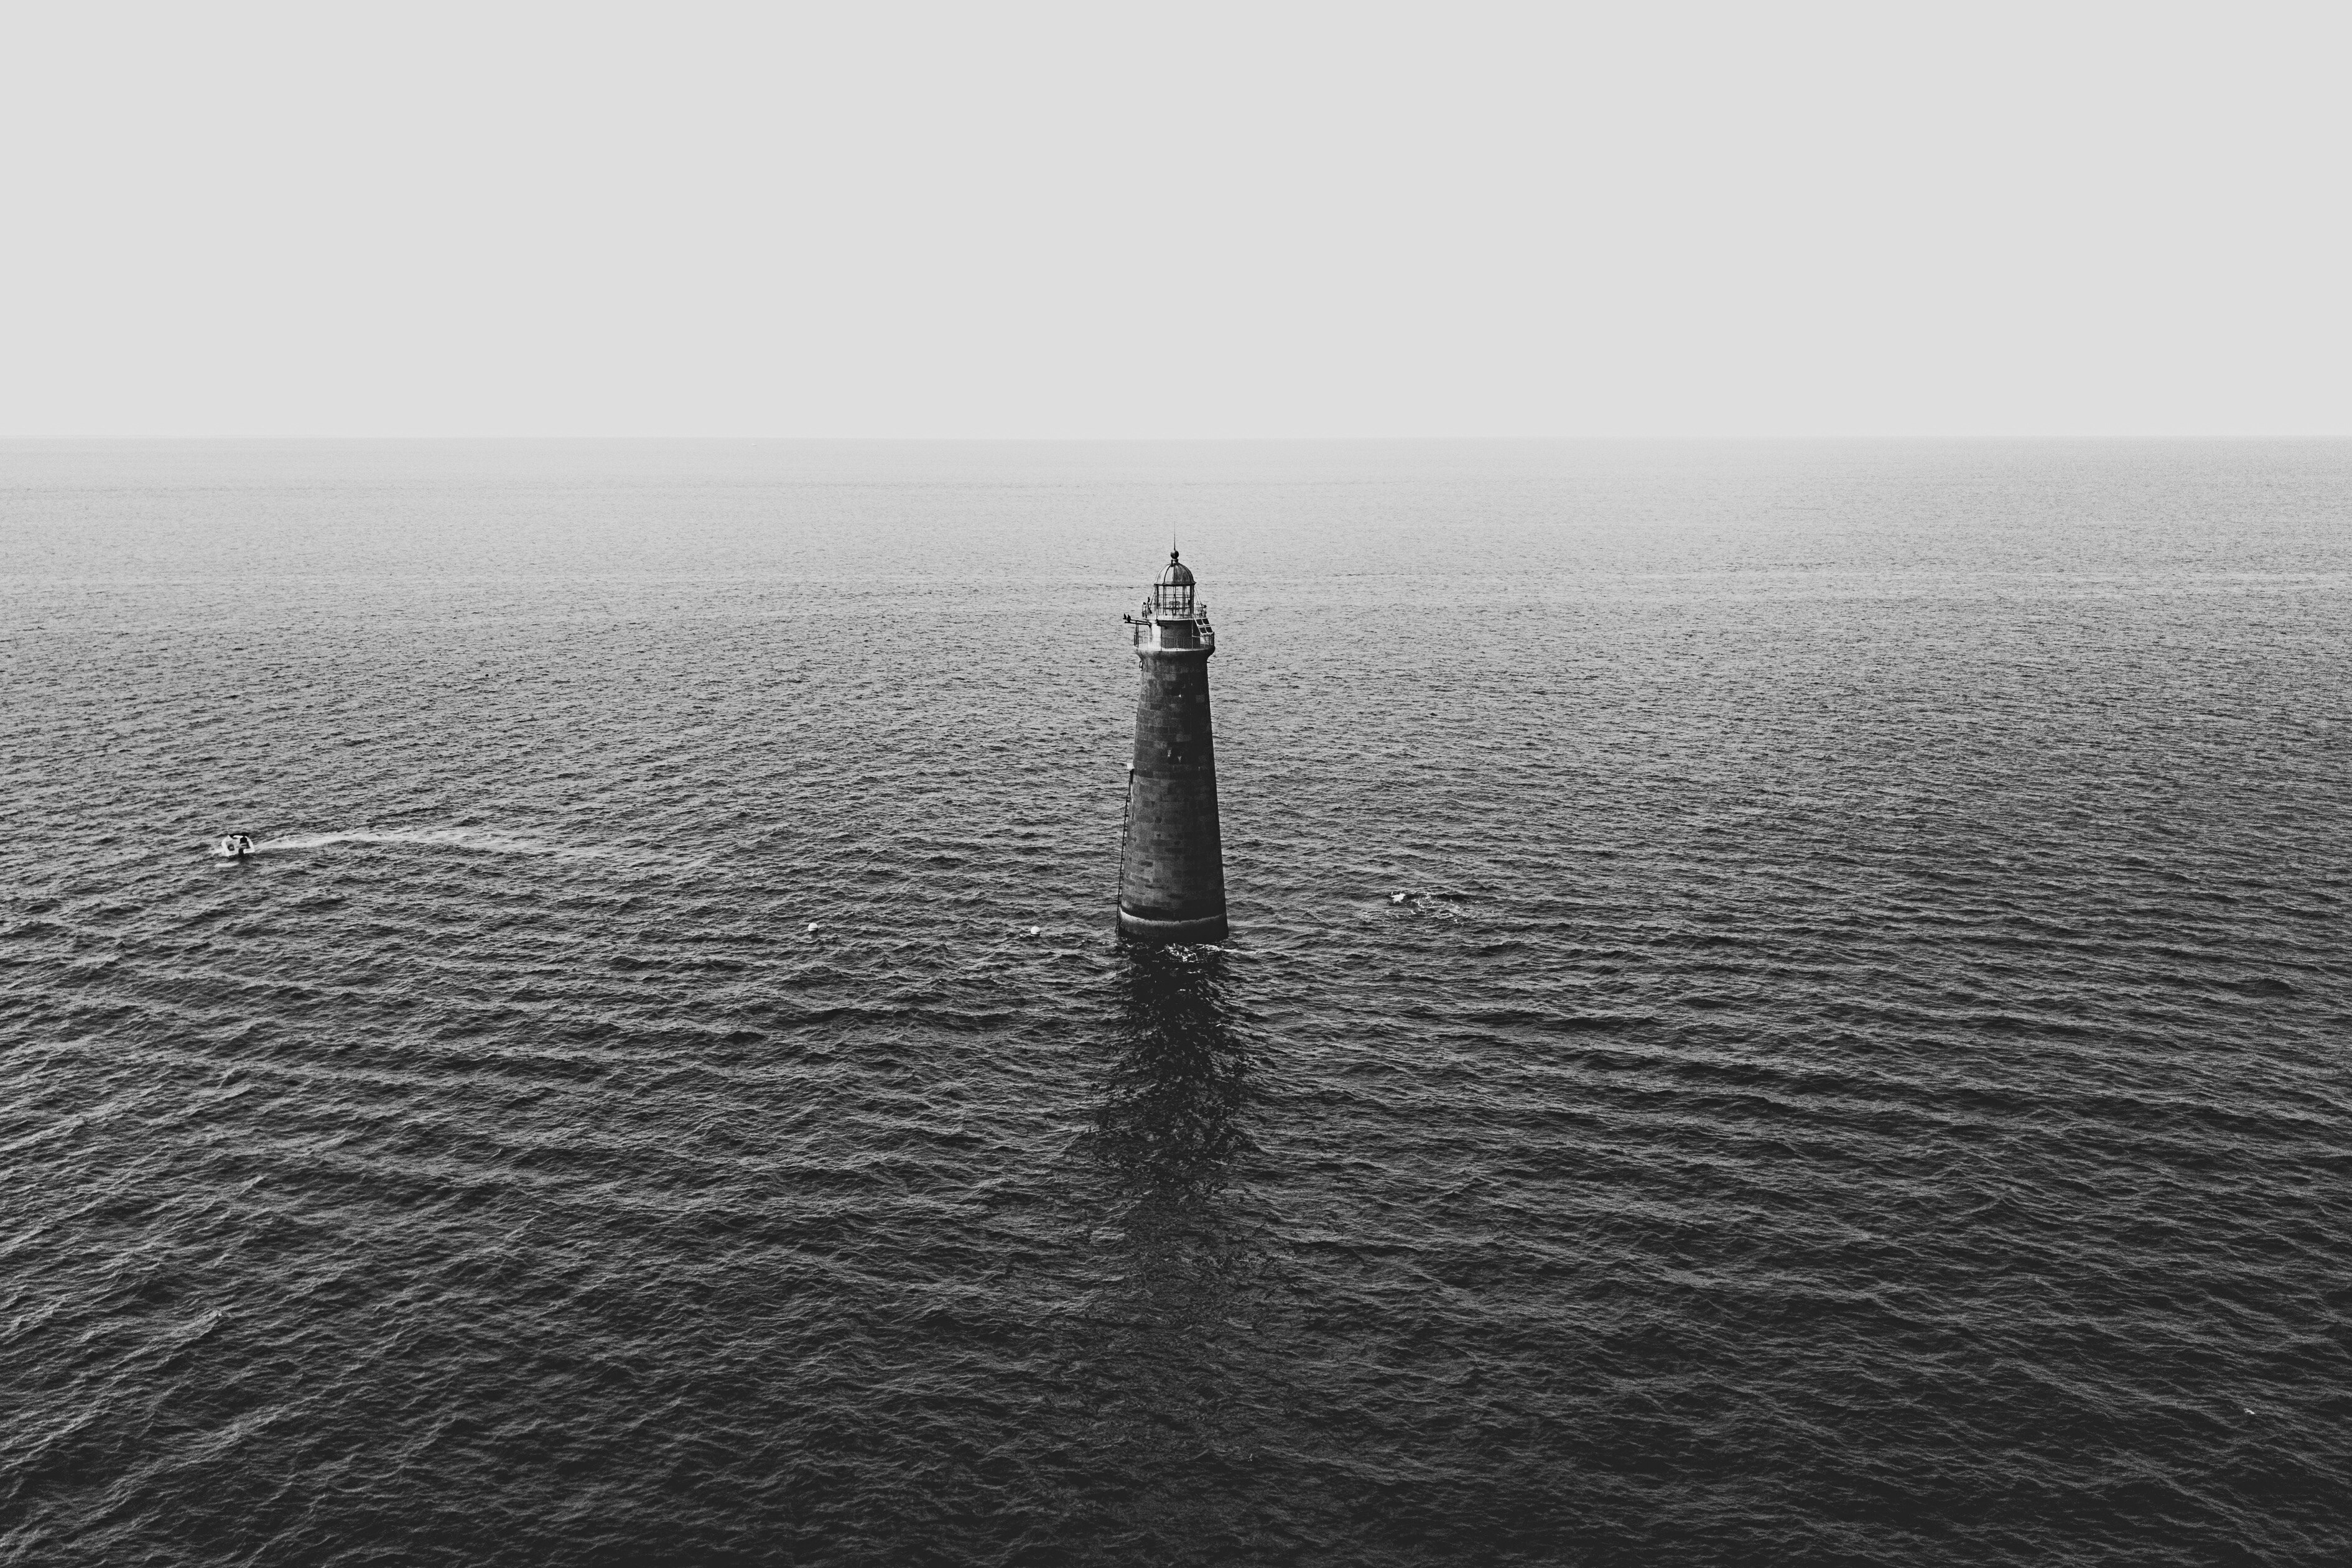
left=243, top=827, right=697, bottom=869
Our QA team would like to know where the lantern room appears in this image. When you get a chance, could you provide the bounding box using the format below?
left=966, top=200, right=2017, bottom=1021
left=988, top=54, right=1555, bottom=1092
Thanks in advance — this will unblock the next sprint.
left=1151, top=551, right=1197, bottom=616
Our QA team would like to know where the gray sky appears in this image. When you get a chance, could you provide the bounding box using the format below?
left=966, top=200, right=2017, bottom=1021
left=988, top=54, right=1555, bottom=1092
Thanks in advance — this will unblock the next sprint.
left=4, top=1, right=2346, bottom=437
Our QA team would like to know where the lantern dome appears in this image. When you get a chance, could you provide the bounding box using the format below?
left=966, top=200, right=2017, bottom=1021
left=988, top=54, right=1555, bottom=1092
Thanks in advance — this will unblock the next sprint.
left=1149, top=550, right=1200, bottom=616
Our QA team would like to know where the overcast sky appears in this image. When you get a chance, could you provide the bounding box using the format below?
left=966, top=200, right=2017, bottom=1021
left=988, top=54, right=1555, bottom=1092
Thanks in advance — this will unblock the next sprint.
left=2, top=1, right=2346, bottom=438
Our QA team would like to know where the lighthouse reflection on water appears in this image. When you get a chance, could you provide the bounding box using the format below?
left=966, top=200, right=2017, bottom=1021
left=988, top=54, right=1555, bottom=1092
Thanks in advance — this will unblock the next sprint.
left=1074, top=942, right=1268, bottom=1510
left=1096, top=947, right=1253, bottom=1210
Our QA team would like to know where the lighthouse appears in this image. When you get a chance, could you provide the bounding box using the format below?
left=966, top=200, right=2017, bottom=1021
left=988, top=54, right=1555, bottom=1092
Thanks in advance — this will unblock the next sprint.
left=1117, top=550, right=1228, bottom=944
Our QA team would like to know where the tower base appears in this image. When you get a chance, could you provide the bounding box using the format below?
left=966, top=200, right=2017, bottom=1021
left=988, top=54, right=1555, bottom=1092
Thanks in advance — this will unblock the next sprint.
left=1116, top=908, right=1229, bottom=945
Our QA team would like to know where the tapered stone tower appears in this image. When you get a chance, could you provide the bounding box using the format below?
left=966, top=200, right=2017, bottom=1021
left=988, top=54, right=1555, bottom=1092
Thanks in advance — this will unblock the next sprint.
left=1117, top=550, right=1228, bottom=944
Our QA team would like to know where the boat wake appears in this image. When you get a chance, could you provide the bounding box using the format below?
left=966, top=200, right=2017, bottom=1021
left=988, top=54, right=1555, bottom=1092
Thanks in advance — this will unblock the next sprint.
left=231, top=827, right=699, bottom=869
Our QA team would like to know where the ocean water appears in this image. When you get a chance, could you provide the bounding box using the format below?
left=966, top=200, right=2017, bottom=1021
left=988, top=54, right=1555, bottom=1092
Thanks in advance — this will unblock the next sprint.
left=2, top=438, right=2346, bottom=1567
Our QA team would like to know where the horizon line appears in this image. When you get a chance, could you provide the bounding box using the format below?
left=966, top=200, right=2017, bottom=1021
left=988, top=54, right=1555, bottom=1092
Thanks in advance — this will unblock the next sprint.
left=7, top=432, right=2352, bottom=444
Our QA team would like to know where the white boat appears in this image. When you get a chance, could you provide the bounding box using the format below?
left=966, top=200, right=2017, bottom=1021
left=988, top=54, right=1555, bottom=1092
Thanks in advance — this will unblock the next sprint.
left=217, top=833, right=255, bottom=859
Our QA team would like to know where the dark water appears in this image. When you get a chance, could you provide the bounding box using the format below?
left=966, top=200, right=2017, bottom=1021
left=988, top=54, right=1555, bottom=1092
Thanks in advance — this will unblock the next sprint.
left=4, top=440, right=2347, bottom=1566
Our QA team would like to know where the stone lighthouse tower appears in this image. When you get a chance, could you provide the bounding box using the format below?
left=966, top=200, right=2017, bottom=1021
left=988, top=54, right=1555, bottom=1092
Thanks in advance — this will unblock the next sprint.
left=1117, top=550, right=1228, bottom=944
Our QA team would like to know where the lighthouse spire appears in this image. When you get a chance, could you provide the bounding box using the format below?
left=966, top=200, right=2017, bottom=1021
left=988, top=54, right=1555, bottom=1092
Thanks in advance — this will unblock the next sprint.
left=1115, top=548, right=1228, bottom=944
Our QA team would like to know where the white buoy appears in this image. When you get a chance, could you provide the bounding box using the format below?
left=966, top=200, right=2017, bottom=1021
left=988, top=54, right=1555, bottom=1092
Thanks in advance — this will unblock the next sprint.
left=1028, top=925, right=1041, bottom=937
left=806, top=922, right=819, bottom=934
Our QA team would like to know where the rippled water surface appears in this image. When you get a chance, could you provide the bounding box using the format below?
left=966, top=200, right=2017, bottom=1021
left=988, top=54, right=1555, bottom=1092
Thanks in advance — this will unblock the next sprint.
left=4, top=440, right=2348, bottom=1566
